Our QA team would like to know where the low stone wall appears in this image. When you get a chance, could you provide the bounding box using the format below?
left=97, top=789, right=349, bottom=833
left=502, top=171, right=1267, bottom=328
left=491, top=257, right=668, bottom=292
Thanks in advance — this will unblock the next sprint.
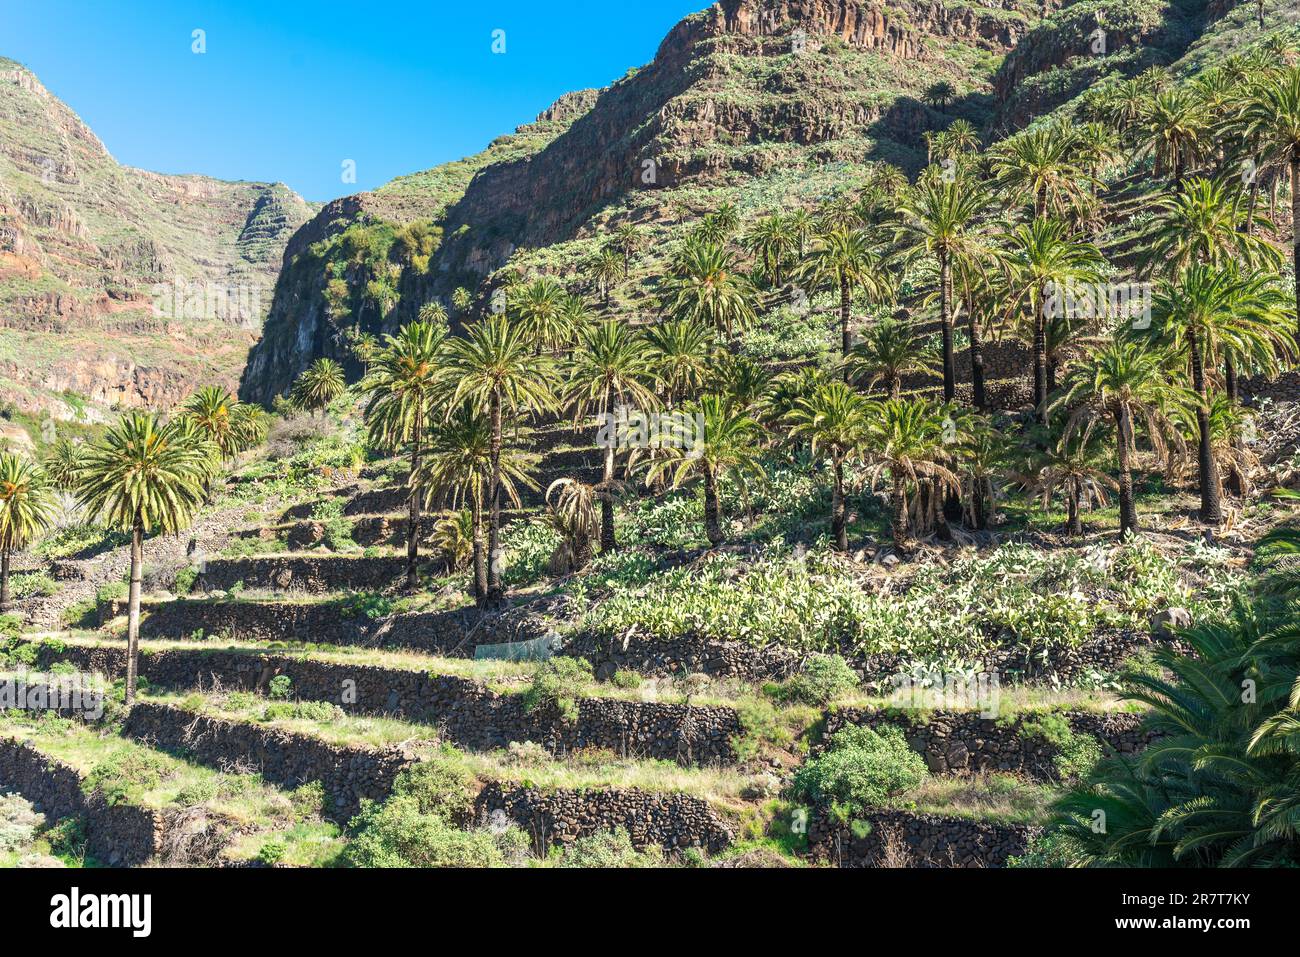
left=122, top=704, right=412, bottom=821
left=809, top=809, right=1035, bottom=868
left=0, top=737, right=162, bottom=867
left=475, top=782, right=733, bottom=855
left=141, top=599, right=553, bottom=656
left=344, top=486, right=409, bottom=516
left=822, top=708, right=1156, bottom=781
left=236, top=516, right=410, bottom=551
left=564, top=631, right=804, bottom=682
left=196, top=555, right=414, bottom=594
left=31, top=643, right=742, bottom=767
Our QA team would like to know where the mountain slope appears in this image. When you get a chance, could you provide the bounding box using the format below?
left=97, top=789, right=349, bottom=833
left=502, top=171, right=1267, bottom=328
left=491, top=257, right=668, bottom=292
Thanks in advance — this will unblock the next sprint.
left=0, top=56, right=314, bottom=424
left=241, top=0, right=1046, bottom=402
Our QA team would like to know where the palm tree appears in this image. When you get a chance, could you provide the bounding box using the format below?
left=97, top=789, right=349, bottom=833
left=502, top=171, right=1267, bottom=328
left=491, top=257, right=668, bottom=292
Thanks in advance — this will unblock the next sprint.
left=544, top=477, right=599, bottom=573
left=1002, top=219, right=1105, bottom=420
left=430, top=509, right=474, bottom=573
left=786, top=382, right=871, bottom=550
left=590, top=248, right=624, bottom=307
left=660, top=238, right=759, bottom=340
left=292, top=357, right=346, bottom=417
left=1241, top=66, right=1300, bottom=335
left=1140, top=86, right=1210, bottom=187
left=1051, top=337, right=1189, bottom=538
left=896, top=176, right=988, bottom=401
left=643, top=394, right=763, bottom=547
left=786, top=209, right=816, bottom=258
left=0, top=453, right=56, bottom=612
left=1020, top=427, right=1117, bottom=536
left=861, top=398, right=959, bottom=553
left=957, top=415, right=1009, bottom=531
left=708, top=353, right=772, bottom=414
left=446, top=316, right=557, bottom=607
left=180, top=386, right=254, bottom=462
left=842, top=317, right=938, bottom=399
left=563, top=320, right=657, bottom=553
left=1096, top=76, right=1152, bottom=136
left=612, top=223, right=644, bottom=277
left=512, top=276, right=571, bottom=354
left=416, top=403, right=537, bottom=600
left=989, top=124, right=1092, bottom=218
left=744, top=214, right=798, bottom=286
left=1142, top=177, right=1281, bottom=277
left=923, top=80, right=957, bottom=112
left=41, top=438, right=82, bottom=493
left=361, top=320, right=447, bottom=589
left=75, top=414, right=214, bottom=705
left=644, top=317, right=716, bottom=407
left=1147, top=264, right=1293, bottom=525
left=798, top=227, right=893, bottom=365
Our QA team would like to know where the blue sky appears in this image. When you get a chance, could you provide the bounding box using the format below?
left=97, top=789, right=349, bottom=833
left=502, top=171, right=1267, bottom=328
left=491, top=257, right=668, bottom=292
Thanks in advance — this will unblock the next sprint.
left=4, top=0, right=706, bottom=201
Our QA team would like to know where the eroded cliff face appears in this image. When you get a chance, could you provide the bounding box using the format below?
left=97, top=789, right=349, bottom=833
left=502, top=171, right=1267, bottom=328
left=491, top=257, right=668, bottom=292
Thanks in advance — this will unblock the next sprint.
left=0, top=57, right=313, bottom=420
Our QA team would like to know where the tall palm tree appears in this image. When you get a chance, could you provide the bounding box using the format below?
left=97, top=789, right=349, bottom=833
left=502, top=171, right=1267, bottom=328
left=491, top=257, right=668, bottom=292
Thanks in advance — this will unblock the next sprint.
left=563, top=321, right=657, bottom=553
left=660, top=238, right=759, bottom=340
left=1241, top=66, right=1300, bottom=335
left=590, top=248, right=624, bottom=307
left=842, top=317, right=938, bottom=399
left=896, top=176, right=989, bottom=401
left=1148, top=264, right=1294, bottom=524
left=0, top=453, right=56, bottom=612
left=612, top=223, right=645, bottom=277
left=445, top=316, right=557, bottom=607
left=989, top=124, right=1092, bottom=218
left=361, top=320, right=448, bottom=590
left=786, top=382, right=871, bottom=550
left=642, top=394, right=763, bottom=547
left=75, top=414, right=214, bottom=705
left=798, top=227, right=893, bottom=365
left=1051, top=337, right=1189, bottom=538
left=1019, top=427, right=1117, bottom=537
left=861, top=398, right=959, bottom=553
left=416, top=403, right=537, bottom=600
left=180, top=386, right=258, bottom=462
left=1003, top=219, right=1105, bottom=420
left=292, top=357, right=346, bottom=417
left=41, top=438, right=82, bottom=493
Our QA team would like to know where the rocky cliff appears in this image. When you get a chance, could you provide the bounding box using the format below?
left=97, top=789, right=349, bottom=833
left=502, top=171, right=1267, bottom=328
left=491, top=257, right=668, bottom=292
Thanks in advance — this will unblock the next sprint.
left=0, top=56, right=314, bottom=423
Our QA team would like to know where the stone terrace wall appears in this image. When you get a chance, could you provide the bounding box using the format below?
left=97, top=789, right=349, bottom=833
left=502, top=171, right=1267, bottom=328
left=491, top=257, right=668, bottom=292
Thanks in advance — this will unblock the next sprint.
left=824, top=708, right=1156, bottom=781
left=475, top=782, right=733, bottom=854
left=33, top=643, right=742, bottom=766
left=809, top=810, right=1036, bottom=868
left=141, top=599, right=550, bottom=656
left=563, top=631, right=804, bottom=682
left=196, top=555, right=415, bottom=594
left=123, top=704, right=413, bottom=821
left=0, top=737, right=163, bottom=867
left=236, top=516, right=408, bottom=551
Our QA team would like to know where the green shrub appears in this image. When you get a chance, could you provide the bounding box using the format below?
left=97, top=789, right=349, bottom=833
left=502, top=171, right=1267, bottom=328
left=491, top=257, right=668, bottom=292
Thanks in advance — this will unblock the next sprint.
left=552, top=828, right=664, bottom=868
left=339, top=591, right=394, bottom=620
left=290, top=782, right=327, bottom=821
left=257, top=840, right=286, bottom=866
left=611, top=669, right=642, bottom=689
left=792, top=724, right=927, bottom=818
left=173, top=566, right=199, bottom=596
left=10, top=572, right=58, bottom=600
left=780, top=654, right=858, bottom=705
left=1018, top=713, right=1102, bottom=784
left=345, top=798, right=504, bottom=868
left=267, top=675, right=293, bottom=701
left=261, top=700, right=343, bottom=723
left=0, top=613, right=22, bottom=640
left=388, top=754, right=476, bottom=822
left=522, top=657, right=593, bottom=722
left=84, top=750, right=172, bottom=807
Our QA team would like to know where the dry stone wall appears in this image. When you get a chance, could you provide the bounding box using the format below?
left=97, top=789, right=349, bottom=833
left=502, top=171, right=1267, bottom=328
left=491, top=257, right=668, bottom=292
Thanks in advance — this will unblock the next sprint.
left=809, top=809, right=1036, bottom=868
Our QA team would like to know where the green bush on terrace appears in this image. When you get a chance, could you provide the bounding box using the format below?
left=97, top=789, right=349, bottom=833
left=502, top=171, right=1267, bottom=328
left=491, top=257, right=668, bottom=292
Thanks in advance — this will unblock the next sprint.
left=575, top=538, right=1242, bottom=663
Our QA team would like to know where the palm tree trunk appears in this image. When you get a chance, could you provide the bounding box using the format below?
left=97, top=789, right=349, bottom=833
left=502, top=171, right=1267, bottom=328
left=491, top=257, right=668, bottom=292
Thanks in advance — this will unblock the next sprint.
left=1033, top=290, right=1049, bottom=423
left=931, top=480, right=952, bottom=541
left=1115, top=406, right=1138, bottom=538
left=703, top=468, right=723, bottom=547
left=406, top=419, right=423, bottom=591
left=839, top=275, right=852, bottom=371
left=1292, top=155, right=1300, bottom=341
left=0, top=547, right=10, bottom=612
left=891, top=473, right=908, bottom=554
left=968, top=297, right=986, bottom=411
left=1067, top=479, right=1082, bottom=537
left=487, top=389, right=505, bottom=607
left=1224, top=356, right=1238, bottom=404
left=471, top=494, right=487, bottom=605
left=939, top=251, right=955, bottom=402
left=600, top=438, right=617, bottom=554
left=831, top=456, right=847, bottom=551
left=125, top=524, right=144, bottom=707
left=1189, top=332, right=1223, bottom=525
